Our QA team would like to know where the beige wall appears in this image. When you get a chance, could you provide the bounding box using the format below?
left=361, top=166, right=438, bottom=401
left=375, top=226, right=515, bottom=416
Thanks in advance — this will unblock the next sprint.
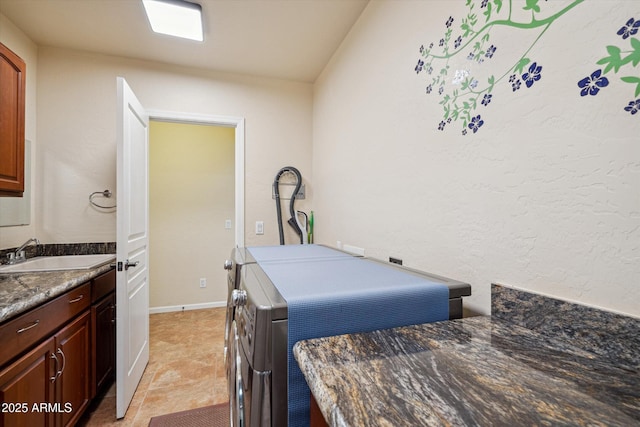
left=0, top=13, right=38, bottom=248
left=30, top=47, right=313, bottom=249
left=1, top=16, right=313, bottom=308
left=149, top=121, right=235, bottom=309
left=312, top=1, right=640, bottom=317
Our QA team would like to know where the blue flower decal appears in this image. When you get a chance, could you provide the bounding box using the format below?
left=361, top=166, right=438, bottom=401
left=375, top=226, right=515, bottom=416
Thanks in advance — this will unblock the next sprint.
left=512, top=80, right=521, bottom=92
left=617, top=18, right=640, bottom=39
left=577, top=69, right=610, bottom=96
left=624, top=99, right=640, bottom=115
left=481, top=94, right=492, bottom=106
left=438, top=120, right=446, bottom=131
left=522, top=62, right=542, bottom=88
left=468, top=115, right=484, bottom=133
left=415, top=59, right=424, bottom=73
left=454, top=36, right=462, bottom=49
left=446, top=17, right=454, bottom=28
left=485, top=45, right=497, bottom=59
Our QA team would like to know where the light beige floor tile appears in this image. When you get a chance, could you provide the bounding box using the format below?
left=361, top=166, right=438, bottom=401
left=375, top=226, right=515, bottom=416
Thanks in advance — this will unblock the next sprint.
left=79, top=307, right=227, bottom=426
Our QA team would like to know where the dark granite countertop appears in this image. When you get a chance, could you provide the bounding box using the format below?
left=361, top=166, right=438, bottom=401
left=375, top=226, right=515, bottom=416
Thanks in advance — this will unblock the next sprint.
left=294, top=284, right=640, bottom=427
left=0, top=263, right=114, bottom=324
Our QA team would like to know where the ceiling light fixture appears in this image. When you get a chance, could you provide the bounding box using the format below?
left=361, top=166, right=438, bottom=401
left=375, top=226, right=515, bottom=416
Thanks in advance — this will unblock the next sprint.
left=142, top=0, right=203, bottom=42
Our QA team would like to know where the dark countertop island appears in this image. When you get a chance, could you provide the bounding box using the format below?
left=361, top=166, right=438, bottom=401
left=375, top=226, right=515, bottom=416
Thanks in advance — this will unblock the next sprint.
left=294, top=284, right=639, bottom=427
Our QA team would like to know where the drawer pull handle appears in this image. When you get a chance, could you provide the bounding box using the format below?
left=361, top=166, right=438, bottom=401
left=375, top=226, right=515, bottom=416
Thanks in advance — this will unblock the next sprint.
left=69, top=295, right=84, bottom=304
left=56, top=348, right=66, bottom=378
left=50, top=352, right=59, bottom=382
left=17, top=320, right=40, bottom=334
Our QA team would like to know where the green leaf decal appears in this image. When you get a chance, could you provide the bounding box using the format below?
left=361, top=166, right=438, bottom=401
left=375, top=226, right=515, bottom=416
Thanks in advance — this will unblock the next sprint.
left=484, top=2, right=493, bottom=22
left=493, top=0, right=503, bottom=14
left=597, top=45, right=624, bottom=74
left=627, top=38, right=640, bottom=67
left=523, top=0, right=541, bottom=13
left=621, top=76, right=640, bottom=97
left=515, top=57, right=531, bottom=74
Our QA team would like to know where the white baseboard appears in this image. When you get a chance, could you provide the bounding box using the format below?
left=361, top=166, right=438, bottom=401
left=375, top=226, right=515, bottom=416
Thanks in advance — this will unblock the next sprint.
left=149, top=300, right=226, bottom=314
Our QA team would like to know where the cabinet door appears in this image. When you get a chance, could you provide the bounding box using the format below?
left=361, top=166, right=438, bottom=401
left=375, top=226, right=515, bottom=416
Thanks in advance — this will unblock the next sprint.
left=0, top=42, right=26, bottom=196
left=0, top=337, right=56, bottom=427
left=54, top=311, right=90, bottom=427
left=91, top=292, right=115, bottom=397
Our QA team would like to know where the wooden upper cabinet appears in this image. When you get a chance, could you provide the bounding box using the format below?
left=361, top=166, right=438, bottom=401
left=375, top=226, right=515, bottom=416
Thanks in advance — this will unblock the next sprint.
left=0, top=42, right=26, bottom=197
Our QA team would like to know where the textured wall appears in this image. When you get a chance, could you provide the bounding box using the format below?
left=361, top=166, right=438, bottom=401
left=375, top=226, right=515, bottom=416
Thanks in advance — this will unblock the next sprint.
left=312, top=0, right=639, bottom=316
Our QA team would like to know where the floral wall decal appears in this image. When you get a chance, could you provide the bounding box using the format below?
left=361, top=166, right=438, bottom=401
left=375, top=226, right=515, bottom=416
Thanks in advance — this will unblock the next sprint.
left=415, top=0, right=584, bottom=135
left=578, top=17, right=640, bottom=116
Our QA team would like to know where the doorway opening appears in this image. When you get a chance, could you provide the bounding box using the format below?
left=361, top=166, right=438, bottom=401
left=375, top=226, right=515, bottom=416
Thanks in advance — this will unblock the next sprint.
left=147, top=111, right=244, bottom=314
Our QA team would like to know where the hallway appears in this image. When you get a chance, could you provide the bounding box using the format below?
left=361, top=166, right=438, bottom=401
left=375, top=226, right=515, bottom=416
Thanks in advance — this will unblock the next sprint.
left=79, top=308, right=228, bottom=426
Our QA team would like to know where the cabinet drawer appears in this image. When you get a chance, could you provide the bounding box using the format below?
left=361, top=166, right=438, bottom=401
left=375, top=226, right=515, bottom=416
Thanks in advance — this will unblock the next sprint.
left=0, top=282, right=91, bottom=367
left=92, top=268, right=115, bottom=303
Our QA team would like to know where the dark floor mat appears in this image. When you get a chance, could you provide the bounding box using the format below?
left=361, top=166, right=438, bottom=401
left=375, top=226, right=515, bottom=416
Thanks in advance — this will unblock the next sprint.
left=148, top=402, right=229, bottom=427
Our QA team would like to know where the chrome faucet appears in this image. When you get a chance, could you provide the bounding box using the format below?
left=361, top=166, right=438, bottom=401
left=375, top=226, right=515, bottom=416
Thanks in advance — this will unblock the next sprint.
left=8, top=237, right=40, bottom=264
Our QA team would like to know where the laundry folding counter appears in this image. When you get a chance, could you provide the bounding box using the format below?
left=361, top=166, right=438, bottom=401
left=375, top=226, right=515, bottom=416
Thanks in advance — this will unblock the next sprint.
left=226, top=244, right=468, bottom=427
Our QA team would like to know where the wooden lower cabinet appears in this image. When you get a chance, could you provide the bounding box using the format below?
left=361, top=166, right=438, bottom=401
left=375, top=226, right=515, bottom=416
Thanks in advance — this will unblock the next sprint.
left=91, top=292, right=115, bottom=397
left=0, top=311, right=91, bottom=427
left=55, top=311, right=91, bottom=427
left=0, top=268, right=115, bottom=427
left=0, top=338, right=57, bottom=427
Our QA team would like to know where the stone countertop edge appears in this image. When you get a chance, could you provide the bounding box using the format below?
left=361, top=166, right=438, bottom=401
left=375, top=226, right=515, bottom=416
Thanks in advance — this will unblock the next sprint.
left=0, top=263, right=114, bottom=324
left=293, top=341, right=348, bottom=427
left=293, top=316, right=640, bottom=427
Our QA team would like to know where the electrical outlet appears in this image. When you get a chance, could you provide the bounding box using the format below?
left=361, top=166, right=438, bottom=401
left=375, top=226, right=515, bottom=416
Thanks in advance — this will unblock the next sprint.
left=199, top=278, right=207, bottom=288
left=389, top=257, right=403, bottom=266
left=256, top=221, right=264, bottom=235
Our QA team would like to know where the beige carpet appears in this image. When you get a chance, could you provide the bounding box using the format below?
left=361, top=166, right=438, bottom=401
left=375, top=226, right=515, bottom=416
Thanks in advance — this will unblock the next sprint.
left=148, top=402, right=229, bottom=427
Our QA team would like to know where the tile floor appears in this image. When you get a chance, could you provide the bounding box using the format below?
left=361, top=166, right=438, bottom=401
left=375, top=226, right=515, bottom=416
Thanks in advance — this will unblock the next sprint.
left=78, top=307, right=229, bottom=426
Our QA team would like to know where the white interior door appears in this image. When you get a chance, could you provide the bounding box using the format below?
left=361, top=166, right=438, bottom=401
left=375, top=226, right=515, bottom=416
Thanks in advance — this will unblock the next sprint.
left=116, top=77, right=150, bottom=419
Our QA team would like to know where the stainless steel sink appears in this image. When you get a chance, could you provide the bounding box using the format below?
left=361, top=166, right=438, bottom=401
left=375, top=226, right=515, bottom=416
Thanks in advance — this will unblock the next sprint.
left=0, top=254, right=116, bottom=274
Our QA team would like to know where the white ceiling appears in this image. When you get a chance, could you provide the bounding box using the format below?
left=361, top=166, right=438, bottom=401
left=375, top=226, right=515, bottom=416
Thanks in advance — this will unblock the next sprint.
left=0, top=0, right=369, bottom=83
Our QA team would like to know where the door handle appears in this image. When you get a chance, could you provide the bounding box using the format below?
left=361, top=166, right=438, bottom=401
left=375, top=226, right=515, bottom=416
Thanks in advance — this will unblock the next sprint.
left=56, top=348, right=66, bottom=378
left=124, top=259, right=139, bottom=270
left=50, top=352, right=59, bottom=383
